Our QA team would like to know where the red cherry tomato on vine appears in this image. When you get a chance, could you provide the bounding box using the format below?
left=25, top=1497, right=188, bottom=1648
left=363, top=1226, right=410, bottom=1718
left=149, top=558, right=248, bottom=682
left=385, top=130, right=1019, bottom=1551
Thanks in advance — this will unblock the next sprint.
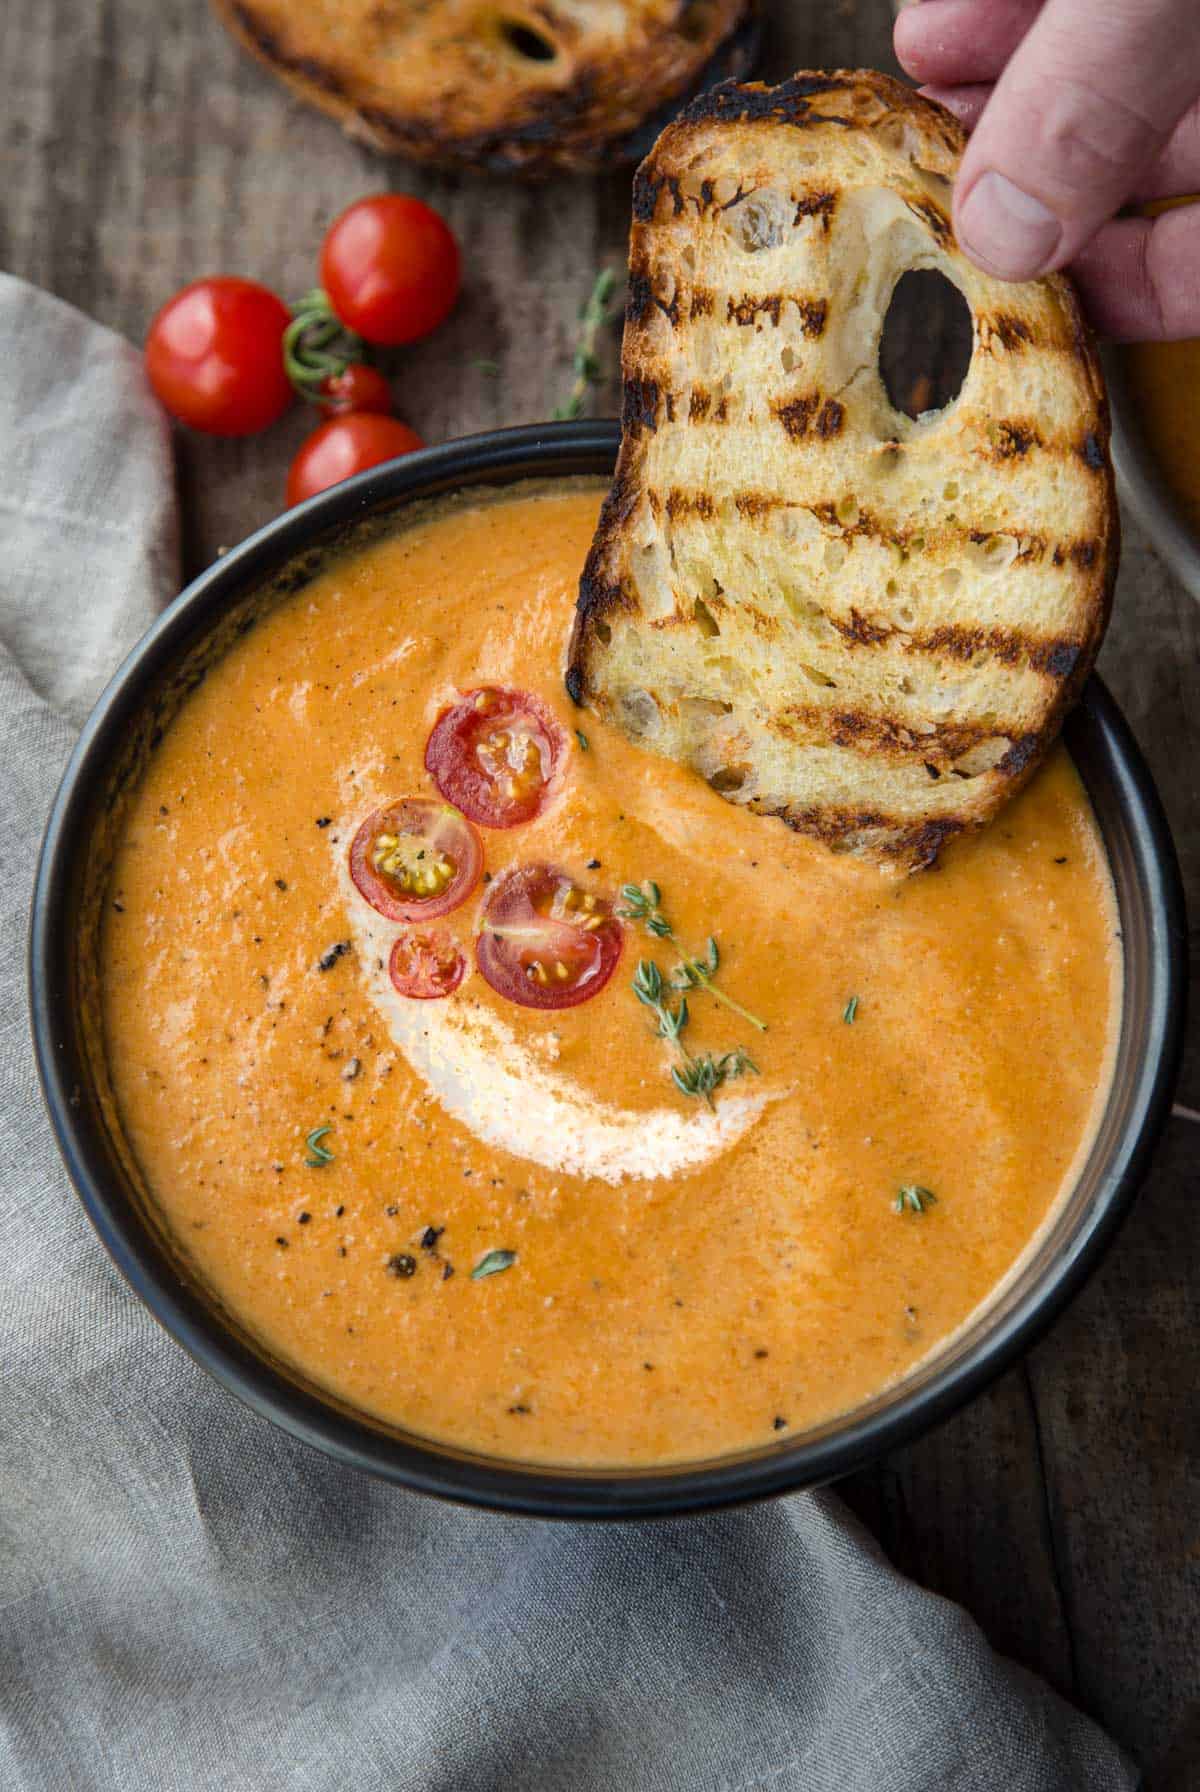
left=145, top=278, right=292, bottom=436
left=286, top=414, right=425, bottom=506
left=318, top=364, right=392, bottom=417
left=320, top=196, right=461, bottom=346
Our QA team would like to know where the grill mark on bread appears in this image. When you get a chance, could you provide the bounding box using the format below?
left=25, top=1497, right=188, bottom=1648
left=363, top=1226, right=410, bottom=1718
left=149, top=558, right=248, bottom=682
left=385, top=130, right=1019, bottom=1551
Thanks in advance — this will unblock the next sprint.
left=728, top=294, right=827, bottom=334
left=623, top=376, right=661, bottom=434
left=818, top=611, right=1083, bottom=678
left=904, top=196, right=952, bottom=244
left=794, top=191, right=838, bottom=230
left=734, top=492, right=773, bottom=518
left=690, top=288, right=715, bottom=319
left=680, top=72, right=858, bottom=131
left=980, top=313, right=1037, bottom=354
left=729, top=294, right=783, bottom=327
left=669, top=491, right=1061, bottom=562
left=633, top=169, right=686, bottom=222
left=773, top=393, right=844, bottom=439
left=908, top=624, right=1081, bottom=678
left=832, top=607, right=892, bottom=647
left=775, top=702, right=1021, bottom=765
left=987, top=420, right=1042, bottom=460
left=775, top=804, right=964, bottom=867
left=662, top=488, right=715, bottom=519
left=627, top=262, right=679, bottom=328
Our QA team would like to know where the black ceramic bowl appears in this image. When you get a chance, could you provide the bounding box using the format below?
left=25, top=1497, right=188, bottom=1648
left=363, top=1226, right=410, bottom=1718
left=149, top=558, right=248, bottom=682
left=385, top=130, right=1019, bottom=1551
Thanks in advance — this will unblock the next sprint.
left=31, top=422, right=1187, bottom=1519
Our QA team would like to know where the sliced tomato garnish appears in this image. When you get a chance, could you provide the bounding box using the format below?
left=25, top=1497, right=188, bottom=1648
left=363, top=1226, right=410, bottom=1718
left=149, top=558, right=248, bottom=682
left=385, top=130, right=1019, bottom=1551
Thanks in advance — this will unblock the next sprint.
left=476, top=864, right=623, bottom=1011
left=388, top=929, right=467, bottom=1000
left=349, top=798, right=481, bottom=922
left=425, top=688, right=567, bottom=829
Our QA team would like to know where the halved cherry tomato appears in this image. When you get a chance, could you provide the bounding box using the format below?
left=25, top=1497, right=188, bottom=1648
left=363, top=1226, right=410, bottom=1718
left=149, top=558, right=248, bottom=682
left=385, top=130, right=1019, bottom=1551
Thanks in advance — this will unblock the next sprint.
left=318, top=363, right=392, bottom=417
left=476, top=865, right=622, bottom=1011
left=388, top=930, right=467, bottom=1000
left=286, top=414, right=424, bottom=506
left=425, top=688, right=567, bottom=829
left=145, top=277, right=292, bottom=436
left=321, top=196, right=461, bottom=347
left=349, top=798, right=481, bottom=922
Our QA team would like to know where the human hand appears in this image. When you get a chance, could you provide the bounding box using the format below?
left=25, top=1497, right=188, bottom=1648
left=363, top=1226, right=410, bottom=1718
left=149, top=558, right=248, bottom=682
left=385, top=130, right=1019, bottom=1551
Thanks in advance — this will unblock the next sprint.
left=894, top=0, right=1200, bottom=339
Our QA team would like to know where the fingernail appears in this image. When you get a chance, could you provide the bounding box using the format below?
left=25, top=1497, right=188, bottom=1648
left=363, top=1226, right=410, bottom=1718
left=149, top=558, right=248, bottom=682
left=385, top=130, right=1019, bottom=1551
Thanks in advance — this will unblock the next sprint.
left=957, top=172, right=1061, bottom=280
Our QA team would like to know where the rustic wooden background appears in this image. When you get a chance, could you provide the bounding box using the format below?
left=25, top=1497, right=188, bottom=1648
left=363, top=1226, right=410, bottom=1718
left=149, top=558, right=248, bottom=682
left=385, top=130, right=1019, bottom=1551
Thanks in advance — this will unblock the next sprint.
left=3, top=0, right=1197, bottom=1782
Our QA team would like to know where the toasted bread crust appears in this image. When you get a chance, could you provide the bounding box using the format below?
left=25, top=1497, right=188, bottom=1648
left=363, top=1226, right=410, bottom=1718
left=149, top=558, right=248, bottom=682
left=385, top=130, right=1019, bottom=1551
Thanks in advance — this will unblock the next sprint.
left=567, top=71, right=1117, bottom=870
left=211, top=0, right=758, bottom=175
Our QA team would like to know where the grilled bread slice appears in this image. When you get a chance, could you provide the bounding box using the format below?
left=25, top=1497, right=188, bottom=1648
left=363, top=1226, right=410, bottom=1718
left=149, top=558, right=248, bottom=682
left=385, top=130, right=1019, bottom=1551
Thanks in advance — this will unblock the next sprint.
left=211, top=0, right=758, bottom=176
left=565, top=72, right=1117, bottom=870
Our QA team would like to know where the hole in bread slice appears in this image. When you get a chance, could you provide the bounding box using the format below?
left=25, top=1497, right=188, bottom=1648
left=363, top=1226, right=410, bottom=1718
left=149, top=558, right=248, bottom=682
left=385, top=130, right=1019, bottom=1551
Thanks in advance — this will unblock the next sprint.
left=880, top=270, right=973, bottom=418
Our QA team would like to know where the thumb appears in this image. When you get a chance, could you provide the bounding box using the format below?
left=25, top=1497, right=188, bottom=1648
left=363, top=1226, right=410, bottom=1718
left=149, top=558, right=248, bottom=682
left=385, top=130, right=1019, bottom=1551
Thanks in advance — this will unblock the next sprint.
left=953, top=0, right=1198, bottom=280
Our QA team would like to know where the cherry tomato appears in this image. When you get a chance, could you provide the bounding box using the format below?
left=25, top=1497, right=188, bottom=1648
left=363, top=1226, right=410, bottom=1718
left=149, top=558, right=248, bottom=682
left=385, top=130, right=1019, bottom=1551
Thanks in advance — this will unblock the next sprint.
left=318, top=364, right=392, bottom=417
left=476, top=865, right=623, bottom=1011
left=425, top=688, right=567, bottom=829
left=145, top=278, right=292, bottom=436
left=320, top=196, right=461, bottom=346
left=286, top=414, right=424, bottom=506
left=349, top=798, right=481, bottom=923
left=388, top=930, right=467, bottom=1000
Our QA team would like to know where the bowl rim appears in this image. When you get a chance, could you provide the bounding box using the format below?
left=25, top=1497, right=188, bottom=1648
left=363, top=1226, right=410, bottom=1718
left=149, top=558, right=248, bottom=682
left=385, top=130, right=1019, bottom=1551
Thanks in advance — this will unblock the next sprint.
left=29, top=419, right=1188, bottom=1520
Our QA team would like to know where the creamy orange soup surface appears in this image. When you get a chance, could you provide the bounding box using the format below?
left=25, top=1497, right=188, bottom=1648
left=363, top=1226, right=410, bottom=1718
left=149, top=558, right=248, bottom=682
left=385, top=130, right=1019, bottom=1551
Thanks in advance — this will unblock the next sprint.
left=101, top=483, right=1121, bottom=1468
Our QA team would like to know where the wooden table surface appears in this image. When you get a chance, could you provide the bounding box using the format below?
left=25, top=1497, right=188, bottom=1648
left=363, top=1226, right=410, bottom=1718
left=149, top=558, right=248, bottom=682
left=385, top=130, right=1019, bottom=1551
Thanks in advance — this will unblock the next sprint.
left=4, top=0, right=1198, bottom=1782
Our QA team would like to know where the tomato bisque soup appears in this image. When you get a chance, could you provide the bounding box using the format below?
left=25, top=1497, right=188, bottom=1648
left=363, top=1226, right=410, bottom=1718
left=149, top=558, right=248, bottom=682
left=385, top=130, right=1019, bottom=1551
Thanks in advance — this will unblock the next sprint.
left=100, top=482, right=1121, bottom=1467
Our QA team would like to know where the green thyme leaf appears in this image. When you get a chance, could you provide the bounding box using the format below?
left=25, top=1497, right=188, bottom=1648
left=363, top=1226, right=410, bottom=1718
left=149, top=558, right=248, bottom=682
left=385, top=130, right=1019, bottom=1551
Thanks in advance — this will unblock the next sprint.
left=633, top=959, right=663, bottom=1005
left=575, top=729, right=589, bottom=751
left=471, top=1249, right=517, bottom=1280
left=894, top=1185, right=937, bottom=1216
left=304, top=1124, right=334, bottom=1167
left=843, top=995, right=859, bottom=1024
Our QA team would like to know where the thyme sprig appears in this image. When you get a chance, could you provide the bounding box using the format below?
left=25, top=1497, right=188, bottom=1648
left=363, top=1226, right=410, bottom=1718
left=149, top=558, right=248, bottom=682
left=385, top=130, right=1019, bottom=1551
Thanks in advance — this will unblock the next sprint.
left=618, top=882, right=766, bottom=1032
left=554, top=267, right=622, bottom=420
left=632, top=957, right=759, bottom=1109
left=672, top=1047, right=759, bottom=1105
